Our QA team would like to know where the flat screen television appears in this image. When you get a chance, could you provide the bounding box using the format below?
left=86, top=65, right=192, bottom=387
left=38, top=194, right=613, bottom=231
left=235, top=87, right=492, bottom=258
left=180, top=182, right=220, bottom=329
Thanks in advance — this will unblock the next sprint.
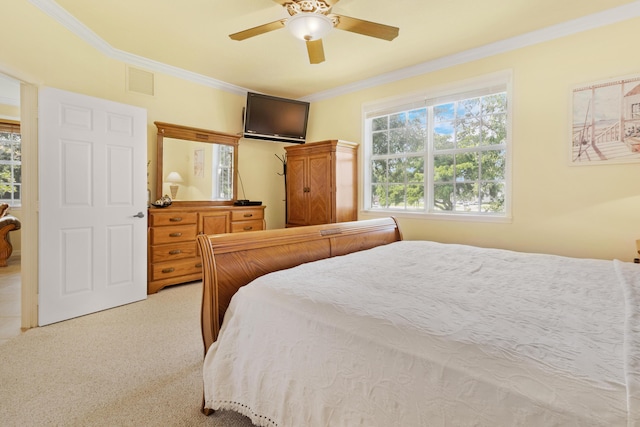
left=243, top=92, right=310, bottom=144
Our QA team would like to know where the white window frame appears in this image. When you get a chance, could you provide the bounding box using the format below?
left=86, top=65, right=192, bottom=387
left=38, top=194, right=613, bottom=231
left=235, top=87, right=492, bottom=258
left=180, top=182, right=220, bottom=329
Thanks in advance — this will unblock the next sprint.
left=362, top=71, right=513, bottom=222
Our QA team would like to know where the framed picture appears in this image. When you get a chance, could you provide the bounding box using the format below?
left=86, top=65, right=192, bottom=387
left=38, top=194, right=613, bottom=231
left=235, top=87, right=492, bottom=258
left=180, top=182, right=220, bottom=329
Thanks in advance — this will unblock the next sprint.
left=571, top=74, right=640, bottom=165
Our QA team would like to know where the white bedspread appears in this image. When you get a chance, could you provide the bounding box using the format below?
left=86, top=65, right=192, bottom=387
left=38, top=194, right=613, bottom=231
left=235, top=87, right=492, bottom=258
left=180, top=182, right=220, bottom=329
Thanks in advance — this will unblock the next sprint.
left=203, top=240, right=640, bottom=426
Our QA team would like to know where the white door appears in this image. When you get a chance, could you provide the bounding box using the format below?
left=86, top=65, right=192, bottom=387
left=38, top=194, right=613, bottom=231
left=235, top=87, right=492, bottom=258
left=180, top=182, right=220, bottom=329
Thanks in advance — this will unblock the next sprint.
left=38, top=87, right=147, bottom=326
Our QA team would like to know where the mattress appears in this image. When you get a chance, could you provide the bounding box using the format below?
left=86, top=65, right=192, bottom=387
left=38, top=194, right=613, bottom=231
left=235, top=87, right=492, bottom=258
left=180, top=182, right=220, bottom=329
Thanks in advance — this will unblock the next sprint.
left=203, top=240, right=640, bottom=426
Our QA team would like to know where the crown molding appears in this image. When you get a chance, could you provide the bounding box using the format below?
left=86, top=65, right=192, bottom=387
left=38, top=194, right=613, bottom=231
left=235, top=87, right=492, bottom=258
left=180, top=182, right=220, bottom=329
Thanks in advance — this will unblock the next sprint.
left=301, top=1, right=640, bottom=102
left=28, top=0, right=640, bottom=103
left=27, top=0, right=250, bottom=96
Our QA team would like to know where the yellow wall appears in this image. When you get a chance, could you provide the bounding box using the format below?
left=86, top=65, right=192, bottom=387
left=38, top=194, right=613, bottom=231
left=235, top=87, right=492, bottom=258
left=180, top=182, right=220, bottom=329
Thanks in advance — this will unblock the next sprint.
left=307, top=17, right=640, bottom=261
left=0, top=104, right=19, bottom=118
left=2, top=1, right=639, bottom=260
left=0, top=1, right=290, bottom=235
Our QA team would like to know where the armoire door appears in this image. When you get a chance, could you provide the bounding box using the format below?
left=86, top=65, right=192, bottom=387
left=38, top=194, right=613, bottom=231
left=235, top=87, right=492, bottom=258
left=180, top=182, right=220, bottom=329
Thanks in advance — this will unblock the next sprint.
left=307, top=152, right=332, bottom=225
left=285, top=155, right=308, bottom=226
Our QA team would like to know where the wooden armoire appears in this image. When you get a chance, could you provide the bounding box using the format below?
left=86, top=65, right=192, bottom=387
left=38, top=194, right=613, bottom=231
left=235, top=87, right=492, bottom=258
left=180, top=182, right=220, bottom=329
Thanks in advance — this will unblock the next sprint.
left=285, top=139, right=358, bottom=227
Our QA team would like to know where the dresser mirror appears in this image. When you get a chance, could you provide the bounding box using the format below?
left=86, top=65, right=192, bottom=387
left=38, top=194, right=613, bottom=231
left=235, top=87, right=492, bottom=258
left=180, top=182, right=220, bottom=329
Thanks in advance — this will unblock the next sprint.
left=154, top=121, right=239, bottom=206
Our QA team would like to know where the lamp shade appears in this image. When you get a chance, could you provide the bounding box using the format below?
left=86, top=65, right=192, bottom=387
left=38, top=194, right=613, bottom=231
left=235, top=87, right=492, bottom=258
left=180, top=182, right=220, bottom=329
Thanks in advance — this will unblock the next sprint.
left=166, top=171, right=184, bottom=184
left=286, top=13, right=333, bottom=41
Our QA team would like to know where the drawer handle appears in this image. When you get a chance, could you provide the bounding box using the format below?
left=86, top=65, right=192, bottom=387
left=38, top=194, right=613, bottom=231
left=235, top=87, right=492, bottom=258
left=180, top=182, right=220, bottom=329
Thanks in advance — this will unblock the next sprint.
left=169, top=249, right=182, bottom=255
left=195, top=263, right=202, bottom=268
left=243, top=213, right=253, bottom=218
left=169, top=232, right=182, bottom=237
left=169, top=217, right=183, bottom=222
left=243, top=226, right=253, bottom=231
left=161, top=267, right=175, bottom=274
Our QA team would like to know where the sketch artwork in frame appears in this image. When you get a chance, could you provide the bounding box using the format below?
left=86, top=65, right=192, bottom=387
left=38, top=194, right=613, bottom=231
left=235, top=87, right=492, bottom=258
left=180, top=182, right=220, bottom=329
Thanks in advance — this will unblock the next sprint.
left=571, top=74, right=640, bottom=165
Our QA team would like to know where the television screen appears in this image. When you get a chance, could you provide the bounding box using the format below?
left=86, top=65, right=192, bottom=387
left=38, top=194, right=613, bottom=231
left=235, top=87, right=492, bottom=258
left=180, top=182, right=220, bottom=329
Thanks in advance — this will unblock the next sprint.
left=243, top=92, right=309, bottom=144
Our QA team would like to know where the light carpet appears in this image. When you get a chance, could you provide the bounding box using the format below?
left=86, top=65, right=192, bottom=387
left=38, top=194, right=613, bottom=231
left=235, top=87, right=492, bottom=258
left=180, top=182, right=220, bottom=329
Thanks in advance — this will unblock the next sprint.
left=0, top=282, right=255, bottom=427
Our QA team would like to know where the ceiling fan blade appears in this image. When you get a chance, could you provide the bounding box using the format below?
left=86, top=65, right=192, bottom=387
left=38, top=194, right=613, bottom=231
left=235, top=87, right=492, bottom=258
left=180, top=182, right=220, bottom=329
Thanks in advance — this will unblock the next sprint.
left=306, top=39, right=325, bottom=64
left=229, top=20, right=286, bottom=41
left=333, top=14, right=399, bottom=41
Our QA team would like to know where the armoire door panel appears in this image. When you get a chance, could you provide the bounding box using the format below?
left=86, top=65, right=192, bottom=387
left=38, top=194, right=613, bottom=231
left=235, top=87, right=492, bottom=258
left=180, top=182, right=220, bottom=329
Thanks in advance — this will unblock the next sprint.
left=308, top=153, right=332, bottom=225
left=286, top=156, right=308, bottom=226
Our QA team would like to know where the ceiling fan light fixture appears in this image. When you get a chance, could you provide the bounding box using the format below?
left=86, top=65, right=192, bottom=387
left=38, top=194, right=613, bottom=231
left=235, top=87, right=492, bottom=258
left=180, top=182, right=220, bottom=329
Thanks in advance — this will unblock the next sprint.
left=286, top=13, right=333, bottom=41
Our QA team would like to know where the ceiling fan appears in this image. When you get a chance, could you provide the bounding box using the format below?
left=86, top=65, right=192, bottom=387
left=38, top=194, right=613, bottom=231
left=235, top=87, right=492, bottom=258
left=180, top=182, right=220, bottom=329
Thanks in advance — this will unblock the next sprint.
left=229, top=0, right=399, bottom=64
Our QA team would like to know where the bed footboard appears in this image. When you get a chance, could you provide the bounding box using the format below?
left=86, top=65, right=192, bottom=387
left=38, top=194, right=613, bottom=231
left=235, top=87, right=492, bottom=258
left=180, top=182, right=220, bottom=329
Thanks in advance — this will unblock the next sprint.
left=196, top=217, right=402, bottom=352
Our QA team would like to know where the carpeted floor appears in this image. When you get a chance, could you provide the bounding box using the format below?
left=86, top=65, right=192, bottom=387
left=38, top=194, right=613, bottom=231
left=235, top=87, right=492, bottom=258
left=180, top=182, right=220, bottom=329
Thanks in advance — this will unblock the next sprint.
left=0, top=282, right=256, bottom=427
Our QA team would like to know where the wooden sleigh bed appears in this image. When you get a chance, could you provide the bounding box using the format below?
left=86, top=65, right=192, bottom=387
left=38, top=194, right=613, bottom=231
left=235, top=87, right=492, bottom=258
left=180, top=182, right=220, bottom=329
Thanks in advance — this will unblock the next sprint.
left=196, top=217, right=640, bottom=426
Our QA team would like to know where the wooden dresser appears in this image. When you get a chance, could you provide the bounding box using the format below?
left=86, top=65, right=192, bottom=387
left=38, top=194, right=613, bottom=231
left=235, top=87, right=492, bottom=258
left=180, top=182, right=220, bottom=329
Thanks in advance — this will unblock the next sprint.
left=148, top=205, right=265, bottom=294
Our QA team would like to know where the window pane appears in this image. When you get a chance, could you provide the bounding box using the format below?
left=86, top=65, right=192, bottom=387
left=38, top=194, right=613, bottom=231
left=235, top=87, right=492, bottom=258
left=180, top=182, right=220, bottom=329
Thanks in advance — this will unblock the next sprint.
left=482, top=93, right=507, bottom=114
left=435, top=103, right=454, bottom=122
left=13, top=142, right=21, bottom=162
left=387, top=158, right=405, bottom=183
left=480, top=150, right=506, bottom=181
left=434, top=121, right=454, bottom=150
left=389, top=112, right=406, bottom=129
left=0, top=143, right=12, bottom=161
left=434, top=103, right=455, bottom=150
left=456, top=117, right=482, bottom=148
left=0, top=164, right=11, bottom=183
left=387, top=184, right=406, bottom=209
left=433, top=183, right=454, bottom=211
left=433, top=154, right=454, bottom=182
left=457, top=97, right=481, bottom=118
left=389, top=129, right=406, bottom=154
left=480, top=182, right=505, bottom=213
left=406, top=156, right=424, bottom=183
left=455, top=152, right=478, bottom=181
left=371, top=184, right=386, bottom=208
left=372, top=116, right=388, bottom=131
left=408, top=108, right=427, bottom=127
left=407, top=184, right=425, bottom=210
left=371, top=159, right=387, bottom=183
left=482, top=113, right=506, bottom=145
left=455, top=183, right=478, bottom=212
left=408, top=108, right=427, bottom=154
left=372, top=132, right=388, bottom=155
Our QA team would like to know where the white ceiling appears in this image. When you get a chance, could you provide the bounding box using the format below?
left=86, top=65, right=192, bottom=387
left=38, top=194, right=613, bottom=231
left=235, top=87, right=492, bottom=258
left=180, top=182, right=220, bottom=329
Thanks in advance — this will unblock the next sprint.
left=30, top=0, right=640, bottom=100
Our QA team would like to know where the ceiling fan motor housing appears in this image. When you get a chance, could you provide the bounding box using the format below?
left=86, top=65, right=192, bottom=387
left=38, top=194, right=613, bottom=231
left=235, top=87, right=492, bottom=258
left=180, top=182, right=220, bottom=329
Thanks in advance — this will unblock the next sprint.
left=286, top=0, right=332, bottom=16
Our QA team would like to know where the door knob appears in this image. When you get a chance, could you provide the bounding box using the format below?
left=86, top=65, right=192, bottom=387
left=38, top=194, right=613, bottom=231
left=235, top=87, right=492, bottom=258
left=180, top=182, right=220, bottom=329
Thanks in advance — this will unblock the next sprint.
left=133, top=212, right=145, bottom=218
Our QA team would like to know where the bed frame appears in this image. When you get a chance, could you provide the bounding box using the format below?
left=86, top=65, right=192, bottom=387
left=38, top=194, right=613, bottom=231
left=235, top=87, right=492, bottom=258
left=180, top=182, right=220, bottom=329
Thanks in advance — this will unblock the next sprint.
left=196, top=217, right=403, bottom=353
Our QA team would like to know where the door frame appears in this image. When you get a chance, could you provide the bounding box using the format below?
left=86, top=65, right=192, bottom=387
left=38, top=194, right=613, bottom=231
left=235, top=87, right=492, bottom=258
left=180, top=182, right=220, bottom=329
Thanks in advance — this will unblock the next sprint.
left=20, top=82, right=38, bottom=329
left=0, top=63, right=40, bottom=329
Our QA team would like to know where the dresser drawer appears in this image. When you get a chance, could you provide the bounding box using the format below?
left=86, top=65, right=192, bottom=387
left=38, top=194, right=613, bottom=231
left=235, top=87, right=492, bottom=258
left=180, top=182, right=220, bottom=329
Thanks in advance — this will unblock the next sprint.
left=151, top=258, right=202, bottom=281
left=150, top=241, right=198, bottom=263
left=149, top=212, right=198, bottom=226
left=230, top=208, right=264, bottom=222
left=150, top=224, right=197, bottom=244
left=231, top=219, right=264, bottom=233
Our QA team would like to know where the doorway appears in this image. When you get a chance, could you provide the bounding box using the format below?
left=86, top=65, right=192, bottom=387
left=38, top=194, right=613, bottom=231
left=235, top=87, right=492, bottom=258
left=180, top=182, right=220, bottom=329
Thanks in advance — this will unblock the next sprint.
left=0, top=73, right=22, bottom=342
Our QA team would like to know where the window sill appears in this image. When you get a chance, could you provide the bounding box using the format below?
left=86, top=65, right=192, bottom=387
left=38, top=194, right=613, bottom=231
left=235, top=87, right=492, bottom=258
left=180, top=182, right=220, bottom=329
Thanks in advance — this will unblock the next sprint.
left=360, top=209, right=513, bottom=224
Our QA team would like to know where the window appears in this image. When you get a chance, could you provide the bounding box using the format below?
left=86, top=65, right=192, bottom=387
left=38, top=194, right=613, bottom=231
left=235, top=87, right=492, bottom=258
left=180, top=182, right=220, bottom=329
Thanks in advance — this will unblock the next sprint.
left=0, top=120, right=21, bottom=207
left=364, top=76, right=510, bottom=219
left=213, top=144, right=234, bottom=200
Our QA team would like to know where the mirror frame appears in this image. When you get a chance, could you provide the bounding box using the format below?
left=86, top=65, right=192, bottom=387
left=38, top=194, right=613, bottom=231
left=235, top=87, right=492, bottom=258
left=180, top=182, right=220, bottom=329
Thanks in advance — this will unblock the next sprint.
left=155, top=121, right=239, bottom=206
